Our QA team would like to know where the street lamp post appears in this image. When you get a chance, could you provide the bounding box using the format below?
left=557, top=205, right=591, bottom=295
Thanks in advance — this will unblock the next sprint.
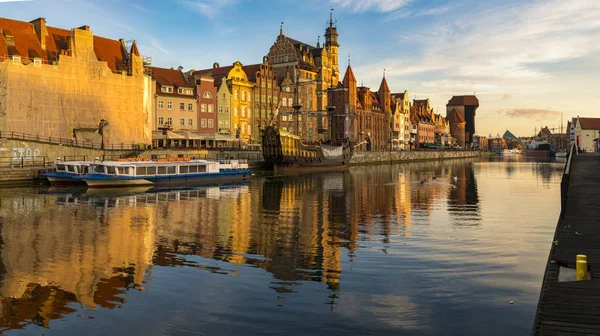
left=98, top=119, right=108, bottom=160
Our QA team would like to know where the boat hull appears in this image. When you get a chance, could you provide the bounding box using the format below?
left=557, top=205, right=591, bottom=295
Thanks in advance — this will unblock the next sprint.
left=82, top=170, right=251, bottom=188
left=525, top=150, right=555, bottom=159
left=42, top=172, right=86, bottom=185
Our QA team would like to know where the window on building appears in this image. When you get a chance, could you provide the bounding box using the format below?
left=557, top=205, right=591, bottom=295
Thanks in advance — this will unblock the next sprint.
left=255, top=94, right=260, bottom=102
left=158, top=101, right=164, bottom=109
left=219, top=106, right=223, bottom=113
left=241, top=106, right=246, bottom=117
left=188, top=119, right=193, bottom=126
left=158, top=117, right=164, bottom=125
left=242, top=91, right=246, bottom=101
left=203, top=92, right=212, bottom=98
left=282, top=99, right=287, bottom=107
left=208, top=104, right=214, bottom=113
left=288, top=98, right=293, bottom=106
left=167, top=87, right=173, bottom=93
left=167, top=117, right=172, bottom=125
left=247, top=124, right=251, bottom=136
left=248, top=94, right=251, bottom=102
left=167, top=101, right=172, bottom=110
left=225, top=120, right=230, bottom=127
left=234, top=107, right=238, bottom=116
left=261, top=94, right=265, bottom=103
left=201, top=119, right=207, bottom=127
left=248, top=108, right=252, bottom=118
left=284, top=56, right=288, bottom=62
left=201, top=104, right=207, bottom=112
left=188, top=103, right=193, bottom=111
left=208, top=119, right=214, bottom=128
left=274, top=96, right=278, bottom=105
left=234, top=90, right=238, bottom=100
left=180, top=102, right=185, bottom=110
left=225, top=107, right=229, bottom=114
left=222, top=93, right=226, bottom=99
left=180, top=118, right=185, bottom=126
left=267, top=81, right=272, bottom=89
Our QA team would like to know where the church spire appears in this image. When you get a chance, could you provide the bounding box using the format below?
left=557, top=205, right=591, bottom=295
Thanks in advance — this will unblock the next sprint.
left=280, top=21, right=284, bottom=36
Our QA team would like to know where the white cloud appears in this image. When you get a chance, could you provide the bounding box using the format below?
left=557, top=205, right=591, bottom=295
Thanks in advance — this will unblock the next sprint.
left=359, top=0, right=600, bottom=82
left=385, top=3, right=454, bottom=20
left=332, top=0, right=411, bottom=13
left=182, top=0, right=237, bottom=18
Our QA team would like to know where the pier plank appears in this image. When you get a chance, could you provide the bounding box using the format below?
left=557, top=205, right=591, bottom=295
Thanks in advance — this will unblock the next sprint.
left=533, top=154, right=600, bottom=335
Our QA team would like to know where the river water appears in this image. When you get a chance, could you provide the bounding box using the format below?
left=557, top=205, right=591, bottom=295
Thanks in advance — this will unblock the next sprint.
left=0, top=157, right=563, bottom=335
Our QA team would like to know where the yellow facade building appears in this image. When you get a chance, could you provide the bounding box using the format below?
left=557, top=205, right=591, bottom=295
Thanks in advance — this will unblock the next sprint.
left=195, top=61, right=253, bottom=141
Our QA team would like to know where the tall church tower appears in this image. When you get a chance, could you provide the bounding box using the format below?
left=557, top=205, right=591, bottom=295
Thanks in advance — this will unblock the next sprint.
left=325, top=8, right=340, bottom=86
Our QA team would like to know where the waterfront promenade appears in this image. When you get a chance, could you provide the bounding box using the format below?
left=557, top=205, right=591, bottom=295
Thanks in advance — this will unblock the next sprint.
left=533, top=153, right=600, bottom=335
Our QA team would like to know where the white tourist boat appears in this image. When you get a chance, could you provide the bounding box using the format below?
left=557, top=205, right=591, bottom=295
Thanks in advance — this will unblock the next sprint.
left=501, top=148, right=522, bottom=155
left=78, top=158, right=250, bottom=188
left=41, top=159, right=91, bottom=185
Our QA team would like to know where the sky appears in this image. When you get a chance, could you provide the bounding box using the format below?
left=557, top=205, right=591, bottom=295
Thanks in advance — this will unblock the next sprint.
left=1, top=0, right=599, bottom=137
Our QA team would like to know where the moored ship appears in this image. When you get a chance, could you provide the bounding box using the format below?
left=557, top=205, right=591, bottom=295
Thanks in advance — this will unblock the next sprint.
left=261, top=127, right=353, bottom=173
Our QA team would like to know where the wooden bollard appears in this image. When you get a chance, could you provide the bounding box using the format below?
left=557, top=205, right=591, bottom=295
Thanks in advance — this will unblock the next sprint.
left=576, top=254, right=588, bottom=281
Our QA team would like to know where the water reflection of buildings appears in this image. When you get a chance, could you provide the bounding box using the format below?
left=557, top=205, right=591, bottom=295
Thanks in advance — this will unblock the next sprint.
left=0, top=160, right=483, bottom=330
left=447, top=162, right=481, bottom=223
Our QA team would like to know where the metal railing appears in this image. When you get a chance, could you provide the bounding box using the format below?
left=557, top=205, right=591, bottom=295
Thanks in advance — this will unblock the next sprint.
left=0, top=131, right=144, bottom=151
left=560, top=143, right=577, bottom=218
left=0, top=156, right=50, bottom=169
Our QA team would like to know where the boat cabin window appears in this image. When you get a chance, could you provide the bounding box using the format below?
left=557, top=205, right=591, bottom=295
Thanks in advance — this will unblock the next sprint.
left=107, top=166, right=117, bottom=175
left=92, top=165, right=105, bottom=174
left=180, top=166, right=189, bottom=174
left=168, top=166, right=176, bottom=174
left=157, top=166, right=167, bottom=175
left=136, top=167, right=147, bottom=175
left=56, top=164, right=66, bottom=171
left=147, top=166, right=157, bottom=175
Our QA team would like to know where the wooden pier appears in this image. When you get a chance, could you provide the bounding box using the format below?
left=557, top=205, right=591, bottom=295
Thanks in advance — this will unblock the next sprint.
left=533, top=151, right=600, bottom=335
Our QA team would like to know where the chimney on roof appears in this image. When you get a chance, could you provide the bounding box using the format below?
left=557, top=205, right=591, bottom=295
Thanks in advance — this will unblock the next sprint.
left=77, top=25, right=90, bottom=31
left=178, top=65, right=184, bottom=71
left=30, top=18, right=47, bottom=50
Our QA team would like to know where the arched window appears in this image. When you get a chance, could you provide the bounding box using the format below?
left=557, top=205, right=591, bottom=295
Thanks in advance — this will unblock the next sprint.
left=203, top=92, right=212, bottom=99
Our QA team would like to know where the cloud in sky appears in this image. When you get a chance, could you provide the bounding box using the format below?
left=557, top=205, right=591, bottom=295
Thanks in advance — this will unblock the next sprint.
left=503, top=109, right=562, bottom=120
left=182, top=0, right=237, bottom=18
left=332, top=0, right=411, bottom=13
left=385, top=2, right=453, bottom=20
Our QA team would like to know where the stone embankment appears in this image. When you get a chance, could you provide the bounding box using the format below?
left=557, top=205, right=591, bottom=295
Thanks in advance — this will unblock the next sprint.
left=0, top=138, right=481, bottom=184
left=350, top=150, right=480, bottom=165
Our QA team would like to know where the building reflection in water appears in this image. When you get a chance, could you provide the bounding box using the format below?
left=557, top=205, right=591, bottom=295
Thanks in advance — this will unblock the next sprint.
left=0, top=160, right=486, bottom=331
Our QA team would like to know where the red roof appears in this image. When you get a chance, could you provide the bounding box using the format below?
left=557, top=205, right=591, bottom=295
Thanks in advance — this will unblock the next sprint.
left=93, top=35, right=127, bottom=73
left=378, top=76, right=390, bottom=93
left=342, top=65, right=356, bottom=85
left=578, top=117, right=600, bottom=130
left=0, top=17, right=129, bottom=74
left=392, top=92, right=406, bottom=100
left=242, top=63, right=261, bottom=82
left=446, top=95, right=479, bottom=106
left=151, top=66, right=193, bottom=97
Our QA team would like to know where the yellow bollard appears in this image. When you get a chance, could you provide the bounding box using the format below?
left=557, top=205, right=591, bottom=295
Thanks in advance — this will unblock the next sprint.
left=576, top=259, right=588, bottom=281
left=577, top=254, right=587, bottom=262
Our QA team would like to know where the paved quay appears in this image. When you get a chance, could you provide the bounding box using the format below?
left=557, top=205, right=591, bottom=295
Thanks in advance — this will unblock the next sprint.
left=533, top=153, right=600, bottom=335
